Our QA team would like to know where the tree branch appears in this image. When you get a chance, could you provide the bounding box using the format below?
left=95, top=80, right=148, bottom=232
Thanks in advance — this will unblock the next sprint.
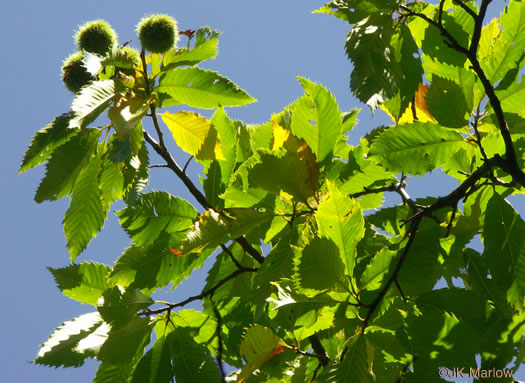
left=210, top=297, right=226, bottom=382
left=140, top=266, right=258, bottom=316
left=144, top=131, right=265, bottom=264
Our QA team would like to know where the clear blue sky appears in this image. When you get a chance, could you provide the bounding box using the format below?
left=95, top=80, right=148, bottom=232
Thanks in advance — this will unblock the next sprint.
left=1, top=1, right=522, bottom=382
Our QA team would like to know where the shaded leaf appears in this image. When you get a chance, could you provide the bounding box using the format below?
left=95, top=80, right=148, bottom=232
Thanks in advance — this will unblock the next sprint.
left=168, top=327, right=222, bottom=383
left=70, top=80, right=115, bottom=129
left=180, top=208, right=273, bottom=254
left=34, top=312, right=107, bottom=367
left=35, top=128, right=100, bottom=202
left=48, top=262, right=110, bottom=305
left=117, top=191, right=198, bottom=246
left=293, top=237, right=344, bottom=296
left=98, top=317, right=153, bottom=365
left=19, top=113, right=78, bottom=173
left=316, top=181, right=364, bottom=273
left=249, top=148, right=317, bottom=203
left=63, top=155, right=106, bottom=261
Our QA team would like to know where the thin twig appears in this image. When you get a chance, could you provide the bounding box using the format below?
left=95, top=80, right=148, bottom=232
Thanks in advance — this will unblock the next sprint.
left=140, top=267, right=258, bottom=316
left=143, top=131, right=265, bottom=264
left=209, top=297, right=226, bottom=382
left=220, top=244, right=244, bottom=270
left=452, top=0, right=478, bottom=19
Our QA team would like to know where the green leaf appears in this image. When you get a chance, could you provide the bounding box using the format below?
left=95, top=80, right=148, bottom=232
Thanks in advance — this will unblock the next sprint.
left=316, top=181, right=364, bottom=273
left=63, top=154, right=106, bottom=261
left=163, top=27, right=220, bottom=67
left=180, top=208, right=272, bottom=254
left=157, top=67, right=256, bottom=108
left=359, top=247, right=397, bottom=292
left=493, top=78, right=525, bottom=116
left=34, top=128, right=100, bottom=202
left=317, top=335, right=374, bottom=383
left=98, top=287, right=154, bottom=325
left=109, top=240, right=212, bottom=290
left=131, top=336, right=173, bottom=383
left=368, top=122, right=466, bottom=175
left=124, top=143, right=150, bottom=204
left=293, top=305, right=336, bottom=342
left=238, top=325, right=290, bottom=383
left=99, top=154, right=125, bottom=210
left=248, top=149, right=317, bottom=203
left=98, top=317, right=153, bottom=365
left=48, top=262, right=110, bottom=305
left=212, top=107, right=237, bottom=184
left=483, top=193, right=525, bottom=309
left=108, top=93, right=152, bottom=140
left=168, top=327, right=222, bottom=383
left=117, top=191, right=198, bottom=246
left=291, top=77, right=342, bottom=162
left=425, top=77, right=469, bottom=128
left=19, top=113, right=78, bottom=173
left=34, top=312, right=107, bottom=367
left=293, top=237, right=344, bottom=296
left=344, top=13, right=401, bottom=109
left=479, top=1, right=525, bottom=85
left=70, top=80, right=115, bottom=128
left=94, top=361, right=138, bottom=383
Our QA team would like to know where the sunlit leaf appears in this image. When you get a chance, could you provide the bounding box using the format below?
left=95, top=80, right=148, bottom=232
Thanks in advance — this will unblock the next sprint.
left=157, top=67, right=256, bottom=108
left=70, top=80, right=115, bottom=129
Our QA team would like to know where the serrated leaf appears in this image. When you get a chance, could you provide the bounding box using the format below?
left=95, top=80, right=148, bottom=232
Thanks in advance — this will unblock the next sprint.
left=316, top=181, right=364, bottom=274
left=34, top=128, right=100, bottom=202
left=108, top=92, right=152, bottom=140
left=70, top=80, right=115, bottom=128
left=317, top=335, right=374, bottom=383
left=249, top=148, right=317, bottom=203
left=34, top=312, right=106, bottom=367
left=426, top=76, right=469, bottom=128
left=163, top=27, right=220, bottom=67
left=237, top=325, right=290, bottom=383
left=94, top=361, right=138, bottom=383
left=293, top=306, right=336, bottom=342
left=212, top=107, right=237, bottom=184
left=109, top=240, right=212, bottom=290
left=483, top=193, right=525, bottom=309
left=157, top=67, right=256, bottom=108
left=161, top=111, right=224, bottom=160
left=99, top=155, right=125, bottom=210
left=168, top=327, right=222, bottom=383
left=48, top=262, right=110, bottom=305
left=180, top=208, right=272, bottom=254
left=98, top=286, right=153, bottom=325
left=291, top=77, right=341, bottom=162
left=117, top=191, right=198, bottom=246
left=19, top=113, right=78, bottom=173
left=98, top=317, right=153, bottom=365
left=368, top=122, right=466, bottom=175
left=63, top=155, right=106, bottom=261
left=359, top=248, right=396, bottom=291
left=131, top=336, right=173, bottom=383
left=293, top=237, right=344, bottom=296
left=479, top=1, right=525, bottom=85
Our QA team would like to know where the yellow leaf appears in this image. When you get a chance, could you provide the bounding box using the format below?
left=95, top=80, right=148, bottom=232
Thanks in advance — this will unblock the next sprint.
left=271, top=120, right=290, bottom=150
left=381, top=83, right=435, bottom=123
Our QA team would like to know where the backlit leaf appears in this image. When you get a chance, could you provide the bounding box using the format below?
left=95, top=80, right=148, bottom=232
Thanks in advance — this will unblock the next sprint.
left=157, top=67, right=256, bottom=108
left=70, top=80, right=115, bottom=129
left=291, top=77, right=342, bottom=162
left=19, top=113, right=78, bottom=173
left=63, top=155, right=106, bottom=261
left=34, top=128, right=100, bottom=202
left=368, top=122, right=466, bottom=175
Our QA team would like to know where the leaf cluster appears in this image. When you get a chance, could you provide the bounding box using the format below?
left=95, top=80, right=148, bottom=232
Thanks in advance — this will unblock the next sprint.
left=21, top=3, right=525, bottom=382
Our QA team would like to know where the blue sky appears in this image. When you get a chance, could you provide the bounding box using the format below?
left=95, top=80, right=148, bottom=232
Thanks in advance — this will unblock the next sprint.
left=1, top=1, right=522, bottom=382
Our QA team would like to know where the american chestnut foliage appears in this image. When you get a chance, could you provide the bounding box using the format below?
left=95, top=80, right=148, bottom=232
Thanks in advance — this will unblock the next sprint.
left=20, top=2, right=525, bottom=382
